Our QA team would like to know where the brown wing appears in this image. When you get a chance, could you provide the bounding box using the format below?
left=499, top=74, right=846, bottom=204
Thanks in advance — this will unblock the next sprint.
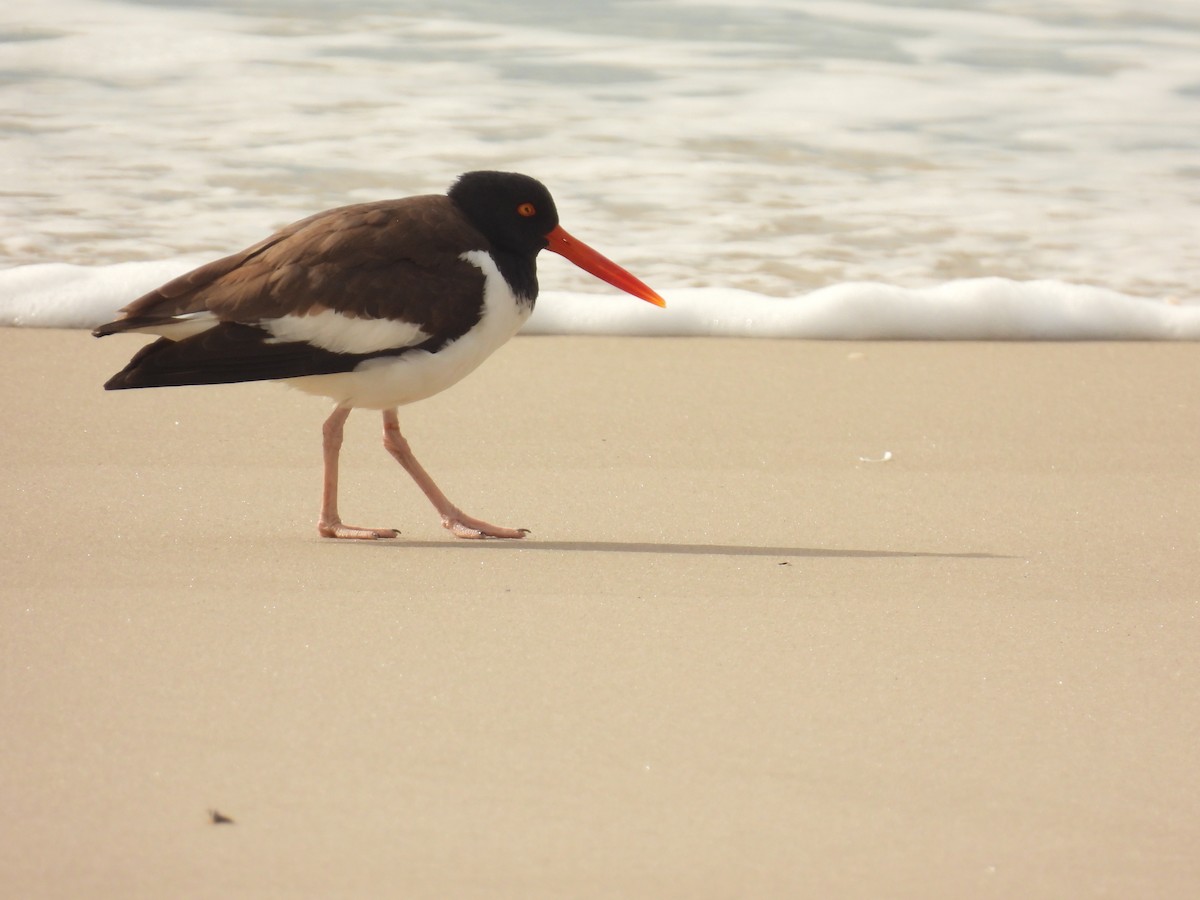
left=96, top=195, right=491, bottom=340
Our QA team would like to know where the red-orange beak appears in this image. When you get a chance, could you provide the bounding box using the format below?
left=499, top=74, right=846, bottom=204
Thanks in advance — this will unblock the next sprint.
left=545, top=224, right=666, bottom=307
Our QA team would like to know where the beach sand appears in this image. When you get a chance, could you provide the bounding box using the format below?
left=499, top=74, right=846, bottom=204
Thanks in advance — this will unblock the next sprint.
left=1, top=326, right=1197, bottom=898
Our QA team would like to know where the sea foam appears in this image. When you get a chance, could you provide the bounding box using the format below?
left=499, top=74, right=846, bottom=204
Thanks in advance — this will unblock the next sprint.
left=1, top=261, right=1195, bottom=340
left=4, top=0, right=1199, bottom=303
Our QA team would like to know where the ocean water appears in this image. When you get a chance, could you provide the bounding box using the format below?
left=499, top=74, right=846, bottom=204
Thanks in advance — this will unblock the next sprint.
left=2, top=0, right=1199, bottom=337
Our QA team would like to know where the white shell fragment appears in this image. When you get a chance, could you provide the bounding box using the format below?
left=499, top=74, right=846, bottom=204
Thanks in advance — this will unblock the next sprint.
left=858, top=451, right=894, bottom=463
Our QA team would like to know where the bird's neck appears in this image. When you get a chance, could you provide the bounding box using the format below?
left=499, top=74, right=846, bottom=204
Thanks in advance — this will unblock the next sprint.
left=489, top=249, right=539, bottom=307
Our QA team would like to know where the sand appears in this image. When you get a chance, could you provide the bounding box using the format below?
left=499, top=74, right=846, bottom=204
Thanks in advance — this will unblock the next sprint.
left=1, top=326, right=1197, bottom=898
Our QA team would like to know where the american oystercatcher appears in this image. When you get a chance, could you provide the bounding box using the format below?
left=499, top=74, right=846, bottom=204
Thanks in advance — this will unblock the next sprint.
left=94, top=171, right=664, bottom=540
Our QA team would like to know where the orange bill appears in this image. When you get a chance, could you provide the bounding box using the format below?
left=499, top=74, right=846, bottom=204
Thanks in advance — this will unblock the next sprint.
left=545, top=224, right=666, bottom=307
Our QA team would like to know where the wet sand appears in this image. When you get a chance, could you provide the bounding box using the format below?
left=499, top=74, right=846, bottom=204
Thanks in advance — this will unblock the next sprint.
left=1, top=327, right=1197, bottom=898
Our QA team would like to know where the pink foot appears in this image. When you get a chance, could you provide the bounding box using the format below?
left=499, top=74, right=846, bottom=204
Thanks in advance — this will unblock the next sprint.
left=441, top=512, right=529, bottom=540
left=319, top=520, right=400, bottom=540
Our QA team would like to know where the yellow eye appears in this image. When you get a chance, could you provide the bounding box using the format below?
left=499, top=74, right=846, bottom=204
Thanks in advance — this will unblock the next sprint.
left=517, top=202, right=537, bottom=217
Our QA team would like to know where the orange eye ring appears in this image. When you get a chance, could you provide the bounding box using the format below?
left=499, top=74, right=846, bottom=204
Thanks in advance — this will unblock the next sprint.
left=517, top=202, right=537, bottom=217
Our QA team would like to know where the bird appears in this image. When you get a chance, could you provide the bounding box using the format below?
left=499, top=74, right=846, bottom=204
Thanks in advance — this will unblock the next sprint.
left=93, top=170, right=664, bottom=540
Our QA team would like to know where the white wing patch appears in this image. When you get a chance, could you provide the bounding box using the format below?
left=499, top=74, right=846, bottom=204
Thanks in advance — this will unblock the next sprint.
left=123, top=310, right=219, bottom=340
left=264, top=308, right=430, bottom=354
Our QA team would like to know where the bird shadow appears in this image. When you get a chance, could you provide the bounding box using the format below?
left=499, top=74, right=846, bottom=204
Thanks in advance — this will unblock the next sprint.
left=354, top=538, right=1011, bottom=560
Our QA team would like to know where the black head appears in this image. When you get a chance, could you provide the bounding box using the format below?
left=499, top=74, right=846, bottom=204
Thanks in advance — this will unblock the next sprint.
left=448, top=171, right=560, bottom=257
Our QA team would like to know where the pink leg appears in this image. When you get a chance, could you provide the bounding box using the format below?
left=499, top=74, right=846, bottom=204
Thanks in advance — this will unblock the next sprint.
left=382, top=408, right=528, bottom=540
left=318, top=406, right=399, bottom=540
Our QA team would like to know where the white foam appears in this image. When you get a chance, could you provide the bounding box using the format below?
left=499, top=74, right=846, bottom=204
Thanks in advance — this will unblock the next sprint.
left=3, top=0, right=1199, bottom=303
left=3, top=261, right=1195, bottom=340
left=530, top=281, right=1200, bottom=340
left=0, top=261, right=204, bottom=329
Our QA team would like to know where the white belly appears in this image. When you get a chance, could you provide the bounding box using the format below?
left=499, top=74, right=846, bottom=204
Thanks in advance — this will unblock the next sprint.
left=282, top=250, right=532, bottom=410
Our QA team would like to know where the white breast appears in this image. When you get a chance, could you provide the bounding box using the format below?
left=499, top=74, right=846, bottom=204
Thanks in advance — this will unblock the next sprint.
left=283, top=250, right=532, bottom=410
